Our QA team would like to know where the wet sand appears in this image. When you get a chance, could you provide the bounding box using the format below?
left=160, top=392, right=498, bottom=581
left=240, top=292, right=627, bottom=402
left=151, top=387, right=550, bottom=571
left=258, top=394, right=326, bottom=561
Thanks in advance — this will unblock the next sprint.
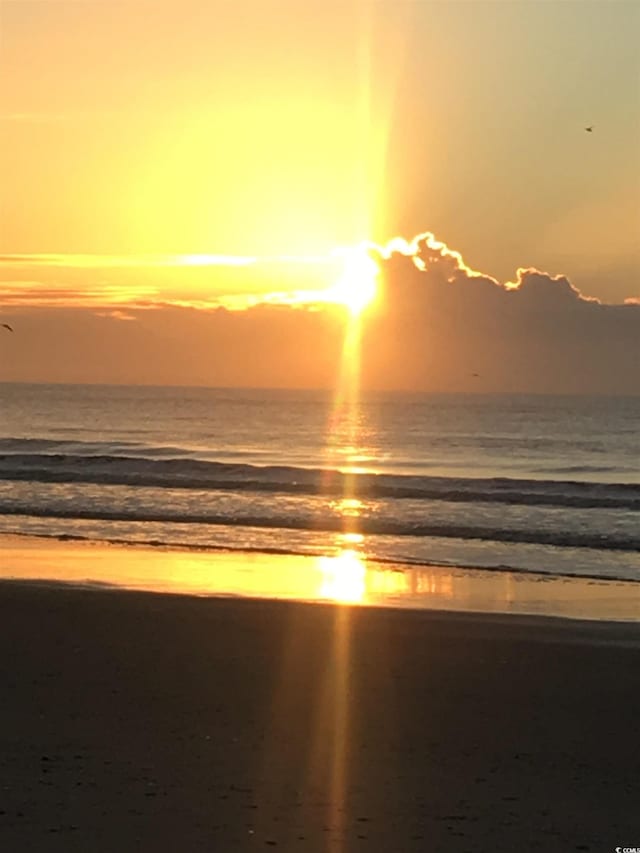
left=1, top=580, right=639, bottom=852
left=3, top=533, right=640, bottom=621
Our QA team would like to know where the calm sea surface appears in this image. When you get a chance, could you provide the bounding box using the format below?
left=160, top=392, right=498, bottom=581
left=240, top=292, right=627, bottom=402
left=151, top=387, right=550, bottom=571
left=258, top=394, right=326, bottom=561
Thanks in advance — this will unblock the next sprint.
left=0, top=383, right=638, bottom=583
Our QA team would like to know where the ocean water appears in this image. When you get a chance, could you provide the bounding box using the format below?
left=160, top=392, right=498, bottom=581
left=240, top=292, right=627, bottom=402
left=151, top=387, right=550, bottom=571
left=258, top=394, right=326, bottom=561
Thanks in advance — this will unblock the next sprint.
left=0, top=382, right=639, bottom=584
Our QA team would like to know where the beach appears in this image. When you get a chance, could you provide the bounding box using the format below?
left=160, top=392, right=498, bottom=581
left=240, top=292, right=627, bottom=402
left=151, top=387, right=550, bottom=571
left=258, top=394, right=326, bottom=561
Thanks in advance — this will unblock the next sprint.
left=1, top=567, right=639, bottom=852
left=4, top=0, right=640, bottom=849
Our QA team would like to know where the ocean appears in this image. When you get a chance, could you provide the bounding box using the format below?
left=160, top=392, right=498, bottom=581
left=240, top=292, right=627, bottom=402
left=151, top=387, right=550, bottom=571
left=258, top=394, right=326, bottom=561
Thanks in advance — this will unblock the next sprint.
left=0, top=383, right=638, bottom=584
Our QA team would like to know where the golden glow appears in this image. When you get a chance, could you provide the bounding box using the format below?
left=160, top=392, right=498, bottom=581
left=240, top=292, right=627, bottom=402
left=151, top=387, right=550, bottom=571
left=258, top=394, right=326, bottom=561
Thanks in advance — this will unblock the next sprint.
left=0, top=253, right=257, bottom=269
left=178, top=254, right=257, bottom=267
left=331, top=497, right=364, bottom=518
left=0, top=233, right=488, bottom=315
left=4, top=231, right=492, bottom=314
left=339, top=531, right=364, bottom=545
left=325, top=247, right=380, bottom=315
left=4, top=535, right=640, bottom=620
left=318, top=549, right=367, bottom=604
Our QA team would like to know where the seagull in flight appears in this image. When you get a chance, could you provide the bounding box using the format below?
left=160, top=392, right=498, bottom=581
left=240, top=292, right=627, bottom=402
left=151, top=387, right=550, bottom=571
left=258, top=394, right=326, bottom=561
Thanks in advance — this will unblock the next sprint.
left=1, top=323, right=13, bottom=332
left=585, top=126, right=594, bottom=133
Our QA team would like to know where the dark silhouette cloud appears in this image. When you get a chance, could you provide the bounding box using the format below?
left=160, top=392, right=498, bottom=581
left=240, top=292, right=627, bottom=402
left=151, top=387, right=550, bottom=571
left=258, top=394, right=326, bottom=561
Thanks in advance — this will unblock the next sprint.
left=359, top=233, right=639, bottom=393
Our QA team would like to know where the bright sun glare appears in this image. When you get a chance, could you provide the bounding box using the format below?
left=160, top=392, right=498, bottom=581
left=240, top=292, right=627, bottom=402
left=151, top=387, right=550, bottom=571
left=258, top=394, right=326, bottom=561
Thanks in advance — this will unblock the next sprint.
left=328, top=247, right=380, bottom=315
left=319, top=549, right=367, bottom=603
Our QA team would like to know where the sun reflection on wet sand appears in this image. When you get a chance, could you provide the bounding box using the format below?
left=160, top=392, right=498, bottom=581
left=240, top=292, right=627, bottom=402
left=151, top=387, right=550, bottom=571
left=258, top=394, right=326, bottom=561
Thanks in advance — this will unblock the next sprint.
left=318, top=549, right=367, bottom=604
left=2, top=535, right=640, bottom=621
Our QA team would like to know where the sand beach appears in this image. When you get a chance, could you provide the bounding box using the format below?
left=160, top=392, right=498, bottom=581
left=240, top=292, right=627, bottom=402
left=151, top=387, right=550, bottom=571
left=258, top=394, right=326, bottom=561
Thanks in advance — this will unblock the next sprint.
left=1, top=545, right=639, bottom=852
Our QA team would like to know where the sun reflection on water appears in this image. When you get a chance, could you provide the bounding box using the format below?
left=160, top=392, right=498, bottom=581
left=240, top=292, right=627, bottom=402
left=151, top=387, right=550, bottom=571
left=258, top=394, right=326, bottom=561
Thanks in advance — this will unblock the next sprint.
left=331, top=498, right=364, bottom=517
left=339, top=530, right=364, bottom=545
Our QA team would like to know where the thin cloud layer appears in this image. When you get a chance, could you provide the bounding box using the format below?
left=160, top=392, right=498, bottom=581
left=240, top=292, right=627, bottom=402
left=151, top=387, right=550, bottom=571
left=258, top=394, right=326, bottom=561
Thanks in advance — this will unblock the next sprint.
left=0, top=253, right=341, bottom=310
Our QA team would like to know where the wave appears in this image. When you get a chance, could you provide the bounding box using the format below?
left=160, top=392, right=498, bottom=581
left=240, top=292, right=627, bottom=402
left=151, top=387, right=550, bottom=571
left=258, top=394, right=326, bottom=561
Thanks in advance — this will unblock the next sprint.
left=1, top=443, right=639, bottom=510
left=1, top=503, right=639, bottom=552
left=534, top=464, right=631, bottom=476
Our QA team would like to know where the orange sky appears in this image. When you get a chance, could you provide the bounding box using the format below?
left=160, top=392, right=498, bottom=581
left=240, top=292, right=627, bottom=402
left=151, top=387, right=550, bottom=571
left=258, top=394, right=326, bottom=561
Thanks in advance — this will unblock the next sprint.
left=0, top=0, right=639, bottom=390
left=1, top=0, right=399, bottom=256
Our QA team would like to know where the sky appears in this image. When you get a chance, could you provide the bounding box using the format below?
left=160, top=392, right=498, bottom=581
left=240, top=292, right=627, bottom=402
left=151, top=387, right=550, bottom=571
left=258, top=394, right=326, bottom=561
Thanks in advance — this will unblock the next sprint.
left=0, top=0, right=639, bottom=391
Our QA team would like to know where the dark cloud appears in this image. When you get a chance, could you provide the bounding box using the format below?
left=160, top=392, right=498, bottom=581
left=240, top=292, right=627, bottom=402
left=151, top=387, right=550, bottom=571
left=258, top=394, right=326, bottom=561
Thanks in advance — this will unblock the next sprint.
left=360, top=233, right=639, bottom=393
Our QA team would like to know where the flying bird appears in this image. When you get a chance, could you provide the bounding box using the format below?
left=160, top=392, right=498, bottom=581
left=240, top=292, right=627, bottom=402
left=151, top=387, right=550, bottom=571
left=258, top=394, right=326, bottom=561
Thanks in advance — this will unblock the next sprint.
left=585, top=126, right=594, bottom=132
left=1, top=323, right=13, bottom=332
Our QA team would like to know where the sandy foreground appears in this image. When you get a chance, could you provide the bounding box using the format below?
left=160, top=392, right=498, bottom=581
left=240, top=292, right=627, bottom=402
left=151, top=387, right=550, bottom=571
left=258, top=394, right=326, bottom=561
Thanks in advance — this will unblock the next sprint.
left=1, top=574, right=639, bottom=852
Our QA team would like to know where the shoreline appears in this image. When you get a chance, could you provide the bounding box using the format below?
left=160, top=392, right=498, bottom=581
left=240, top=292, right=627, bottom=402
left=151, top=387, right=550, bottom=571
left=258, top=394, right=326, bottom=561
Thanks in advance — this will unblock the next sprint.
left=2, top=532, right=640, bottom=623
left=6, top=528, right=640, bottom=585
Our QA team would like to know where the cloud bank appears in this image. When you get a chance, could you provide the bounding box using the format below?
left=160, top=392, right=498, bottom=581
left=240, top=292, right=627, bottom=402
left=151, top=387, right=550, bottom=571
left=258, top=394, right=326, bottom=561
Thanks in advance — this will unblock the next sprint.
left=357, top=232, right=639, bottom=393
left=0, top=233, right=638, bottom=394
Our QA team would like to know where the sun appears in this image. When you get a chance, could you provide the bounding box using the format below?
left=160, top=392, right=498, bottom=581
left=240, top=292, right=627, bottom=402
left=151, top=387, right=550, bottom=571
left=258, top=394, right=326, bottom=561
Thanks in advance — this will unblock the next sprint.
left=327, top=246, right=380, bottom=315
